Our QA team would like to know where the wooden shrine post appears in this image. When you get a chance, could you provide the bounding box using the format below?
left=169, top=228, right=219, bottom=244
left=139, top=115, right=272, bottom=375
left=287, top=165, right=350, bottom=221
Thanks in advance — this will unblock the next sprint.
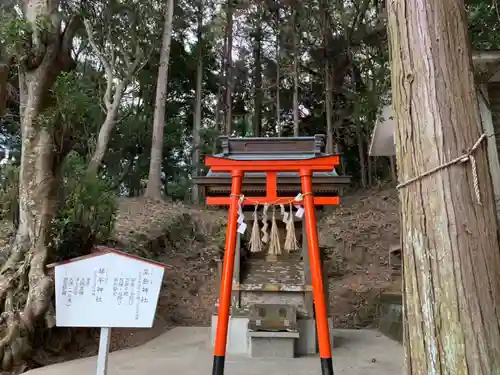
left=206, top=155, right=340, bottom=375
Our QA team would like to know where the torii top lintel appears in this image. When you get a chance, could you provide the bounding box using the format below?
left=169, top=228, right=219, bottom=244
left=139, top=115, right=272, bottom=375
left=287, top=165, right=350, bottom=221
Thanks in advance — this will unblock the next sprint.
left=203, top=135, right=342, bottom=207
left=204, top=154, right=340, bottom=173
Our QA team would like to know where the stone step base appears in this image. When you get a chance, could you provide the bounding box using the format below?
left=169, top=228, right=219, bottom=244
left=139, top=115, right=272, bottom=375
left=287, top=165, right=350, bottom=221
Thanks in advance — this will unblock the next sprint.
left=248, top=331, right=300, bottom=358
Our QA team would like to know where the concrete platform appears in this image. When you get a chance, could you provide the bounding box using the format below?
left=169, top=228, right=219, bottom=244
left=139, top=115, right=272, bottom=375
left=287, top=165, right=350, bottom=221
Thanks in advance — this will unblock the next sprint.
left=26, top=327, right=403, bottom=375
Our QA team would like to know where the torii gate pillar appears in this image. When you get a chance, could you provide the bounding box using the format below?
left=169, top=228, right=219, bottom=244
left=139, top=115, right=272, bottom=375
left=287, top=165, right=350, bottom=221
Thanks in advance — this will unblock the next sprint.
left=205, top=153, right=339, bottom=375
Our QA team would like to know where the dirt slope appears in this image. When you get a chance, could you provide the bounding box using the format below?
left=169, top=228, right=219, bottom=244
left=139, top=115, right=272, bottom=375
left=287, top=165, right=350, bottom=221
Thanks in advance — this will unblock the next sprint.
left=35, top=198, right=227, bottom=366
left=34, top=186, right=401, bottom=367
left=320, top=185, right=401, bottom=327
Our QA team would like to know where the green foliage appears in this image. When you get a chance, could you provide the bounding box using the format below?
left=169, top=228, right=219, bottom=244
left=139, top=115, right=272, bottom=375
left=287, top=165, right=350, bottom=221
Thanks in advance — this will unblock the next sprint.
left=0, top=162, right=19, bottom=226
left=55, top=152, right=117, bottom=260
left=468, top=0, right=500, bottom=49
left=0, top=153, right=117, bottom=261
left=38, top=71, right=101, bottom=139
left=4, top=0, right=500, bottom=206
left=80, top=0, right=162, bottom=78
left=0, top=14, right=32, bottom=56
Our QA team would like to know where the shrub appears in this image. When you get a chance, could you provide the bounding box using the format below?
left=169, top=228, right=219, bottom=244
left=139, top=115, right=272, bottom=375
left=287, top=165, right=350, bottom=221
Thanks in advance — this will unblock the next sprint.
left=0, top=152, right=117, bottom=261
left=54, top=152, right=117, bottom=260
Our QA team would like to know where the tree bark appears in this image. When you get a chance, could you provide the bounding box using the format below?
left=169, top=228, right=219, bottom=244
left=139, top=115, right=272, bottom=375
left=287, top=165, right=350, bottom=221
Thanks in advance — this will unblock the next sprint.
left=275, top=14, right=281, bottom=136
left=191, top=0, right=203, bottom=204
left=216, top=29, right=227, bottom=139
left=144, top=0, right=175, bottom=199
left=0, top=0, right=79, bottom=369
left=87, top=80, right=126, bottom=174
left=213, top=86, right=222, bottom=153
left=367, top=153, right=372, bottom=186
left=1, top=99, right=61, bottom=369
left=224, top=0, right=234, bottom=135
left=252, top=9, right=263, bottom=137
left=388, top=0, right=500, bottom=374
left=292, top=8, right=299, bottom=137
left=355, top=122, right=367, bottom=187
left=389, top=155, right=397, bottom=182
left=321, top=0, right=334, bottom=153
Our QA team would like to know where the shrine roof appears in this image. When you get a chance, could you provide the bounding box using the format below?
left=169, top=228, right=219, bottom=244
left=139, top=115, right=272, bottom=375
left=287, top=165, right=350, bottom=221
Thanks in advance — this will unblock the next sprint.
left=216, top=134, right=329, bottom=160
left=196, top=135, right=351, bottom=188
left=211, top=152, right=329, bottom=161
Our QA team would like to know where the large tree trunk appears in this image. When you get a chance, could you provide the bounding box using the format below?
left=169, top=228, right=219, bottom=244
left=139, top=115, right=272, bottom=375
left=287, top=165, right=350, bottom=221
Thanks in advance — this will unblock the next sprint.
left=324, top=65, right=334, bottom=153
left=0, top=0, right=78, bottom=370
left=292, top=8, right=299, bottom=137
left=213, top=85, right=222, bottom=153
left=275, top=12, right=281, bottom=136
left=216, top=30, right=227, bottom=140
left=191, top=0, right=203, bottom=204
left=388, top=1, right=500, bottom=373
left=212, top=35, right=226, bottom=152
left=1, top=103, right=60, bottom=371
left=144, top=0, right=175, bottom=199
left=252, top=10, right=263, bottom=137
left=321, top=0, right=334, bottom=153
left=224, top=0, right=234, bottom=135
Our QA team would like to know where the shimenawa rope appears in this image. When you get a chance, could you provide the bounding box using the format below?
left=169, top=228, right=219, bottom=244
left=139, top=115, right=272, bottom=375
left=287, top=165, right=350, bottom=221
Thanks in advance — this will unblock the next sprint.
left=396, top=134, right=486, bottom=205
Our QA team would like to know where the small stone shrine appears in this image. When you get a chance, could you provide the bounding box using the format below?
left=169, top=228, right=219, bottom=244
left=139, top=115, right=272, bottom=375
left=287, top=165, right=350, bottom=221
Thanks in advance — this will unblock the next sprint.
left=195, top=135, right=350, bottom=358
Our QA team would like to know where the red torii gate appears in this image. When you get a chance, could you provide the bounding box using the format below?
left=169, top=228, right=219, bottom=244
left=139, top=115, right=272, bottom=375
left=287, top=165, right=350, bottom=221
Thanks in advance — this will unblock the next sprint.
left=206, top=154, right=340, bottom=375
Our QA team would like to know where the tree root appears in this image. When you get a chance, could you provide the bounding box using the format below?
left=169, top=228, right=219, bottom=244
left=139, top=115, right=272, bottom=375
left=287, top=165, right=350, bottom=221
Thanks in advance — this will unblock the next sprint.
left=0, top=310, right=32, bottom=370
left=0, top=236, right=55, bottom=371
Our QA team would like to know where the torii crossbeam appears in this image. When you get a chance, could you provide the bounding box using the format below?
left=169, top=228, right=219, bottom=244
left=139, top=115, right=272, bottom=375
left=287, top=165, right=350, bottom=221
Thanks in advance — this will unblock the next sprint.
left=206, top=154, right=340, bottom=375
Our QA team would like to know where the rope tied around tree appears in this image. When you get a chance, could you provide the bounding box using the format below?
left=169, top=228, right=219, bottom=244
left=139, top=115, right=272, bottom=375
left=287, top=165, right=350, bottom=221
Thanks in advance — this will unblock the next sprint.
left=396, top=133, right=487, bottom=205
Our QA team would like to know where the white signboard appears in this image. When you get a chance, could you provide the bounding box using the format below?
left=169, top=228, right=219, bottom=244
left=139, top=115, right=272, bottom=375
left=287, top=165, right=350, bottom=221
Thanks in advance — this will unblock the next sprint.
left=55, top=252, right=165, bottom=328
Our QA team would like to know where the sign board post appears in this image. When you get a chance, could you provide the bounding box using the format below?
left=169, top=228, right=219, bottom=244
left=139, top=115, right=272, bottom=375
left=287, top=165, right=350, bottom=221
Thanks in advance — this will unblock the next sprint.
left=50, top=247, right=169, bottom=375
left=96, top=327, right=111, bottom=375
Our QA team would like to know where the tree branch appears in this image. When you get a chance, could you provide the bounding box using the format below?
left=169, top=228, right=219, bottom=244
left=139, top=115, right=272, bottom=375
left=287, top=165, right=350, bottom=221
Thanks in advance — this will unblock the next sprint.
left=59, top=15, right=82, bottom=70
left=83, top=19, right=114, bottom=110
left=122, top=41, right=148, bottom=80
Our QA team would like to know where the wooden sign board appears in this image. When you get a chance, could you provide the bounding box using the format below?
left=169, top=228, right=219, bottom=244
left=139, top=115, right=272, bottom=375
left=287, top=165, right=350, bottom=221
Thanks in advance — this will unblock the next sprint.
left=53, top=249, right=165, bottom=328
